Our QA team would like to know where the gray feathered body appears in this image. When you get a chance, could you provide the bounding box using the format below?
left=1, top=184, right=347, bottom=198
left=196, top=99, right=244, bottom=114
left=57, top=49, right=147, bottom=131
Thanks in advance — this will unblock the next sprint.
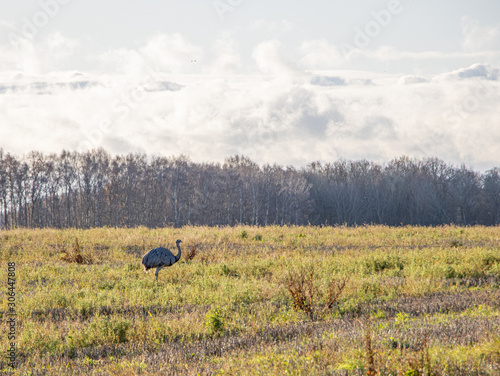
left=142, top=239, right=182, bottom=280
left=142, top=247, right=178, bottom=270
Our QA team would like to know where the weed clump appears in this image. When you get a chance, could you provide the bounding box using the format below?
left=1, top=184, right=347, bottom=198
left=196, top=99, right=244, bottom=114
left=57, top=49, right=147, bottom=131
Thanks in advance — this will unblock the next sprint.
left=445, top=265, right=458, bottom=279
left=406, top=339, right=432, bottom=376
left=449, top=238, right=463, bottom=248
left=185, top=245, right=197, bottom=262
left=61, top=237, right=93, bottom=264
left=363, top=320, right=376, bottom=376
left=205, top=307, right=225, bottom=336
left=285, top=265, right=348, bottom=320
left=286, top=266, right=316, bottom=319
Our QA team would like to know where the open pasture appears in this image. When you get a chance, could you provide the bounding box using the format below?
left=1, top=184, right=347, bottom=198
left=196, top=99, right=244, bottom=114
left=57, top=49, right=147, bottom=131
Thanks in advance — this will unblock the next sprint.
left=1, top=225, right=500, bottom=375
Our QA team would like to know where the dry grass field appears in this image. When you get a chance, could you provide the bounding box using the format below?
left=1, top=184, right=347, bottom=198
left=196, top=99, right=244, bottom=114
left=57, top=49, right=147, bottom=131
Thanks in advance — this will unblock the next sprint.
left=1, top=225, right=500, bottom=375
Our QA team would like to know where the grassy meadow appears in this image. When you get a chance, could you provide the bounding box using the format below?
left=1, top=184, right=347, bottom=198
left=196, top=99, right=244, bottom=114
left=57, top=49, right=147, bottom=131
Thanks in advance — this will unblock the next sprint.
left=1, top=225, right=500, bottom=375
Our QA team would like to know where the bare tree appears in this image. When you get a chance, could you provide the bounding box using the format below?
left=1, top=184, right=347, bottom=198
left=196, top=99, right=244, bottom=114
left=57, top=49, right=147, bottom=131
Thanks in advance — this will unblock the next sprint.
left=0, top=150, right=498, bottom=229
left=482, top=168, right=500, bottom=225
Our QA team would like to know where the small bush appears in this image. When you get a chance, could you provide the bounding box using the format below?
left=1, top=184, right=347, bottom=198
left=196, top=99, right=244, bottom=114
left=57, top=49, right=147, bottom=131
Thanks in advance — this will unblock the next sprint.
left=326, top=275, right=349, bottom=309
left=449, top=238, right=463, bottom=248
left=363, top=320, right=376, bottom=376
left=286, top=266, right=316, bottom=320
left=111, top=320, right=130, bottom=344
left=253, top=234, right=263, bottom=241
left=405, top=339, right=432, bottom=375
left=61, top=237, right=93, bottom=264
left=240, top=230, right=248, bottom=239
left=445, top=265, right=458, bottom=279
left=185, top=245, right=197, bottom=262
left=286, top=266, right=348, bottom=320
left=205, top=307, right=225, bottom=336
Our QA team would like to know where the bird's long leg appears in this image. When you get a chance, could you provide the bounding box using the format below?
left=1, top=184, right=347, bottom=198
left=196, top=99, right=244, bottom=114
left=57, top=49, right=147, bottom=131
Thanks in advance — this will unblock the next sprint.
left=155, top=266, right=164, bottom=281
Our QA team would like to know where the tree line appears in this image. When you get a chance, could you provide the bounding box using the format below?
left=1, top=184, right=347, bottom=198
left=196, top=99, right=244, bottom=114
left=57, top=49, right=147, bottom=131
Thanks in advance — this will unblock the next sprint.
left=0, top=148, right=499, bottom=229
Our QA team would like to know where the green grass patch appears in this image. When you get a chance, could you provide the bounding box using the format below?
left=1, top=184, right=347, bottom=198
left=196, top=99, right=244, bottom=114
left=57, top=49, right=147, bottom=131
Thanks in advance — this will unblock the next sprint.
left=1, top=225, right=499, bottom=374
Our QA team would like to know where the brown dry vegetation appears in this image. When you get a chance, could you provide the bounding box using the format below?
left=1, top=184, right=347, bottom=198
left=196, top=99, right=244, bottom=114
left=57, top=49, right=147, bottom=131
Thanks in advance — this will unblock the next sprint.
left=60, top=237, right=94, bottom=265
left=0, top=225, right=499, bottom=375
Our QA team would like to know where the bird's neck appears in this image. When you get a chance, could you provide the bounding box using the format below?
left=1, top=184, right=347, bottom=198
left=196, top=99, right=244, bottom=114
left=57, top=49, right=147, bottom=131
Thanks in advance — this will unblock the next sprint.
left=176, top=243, right=182, bottom=261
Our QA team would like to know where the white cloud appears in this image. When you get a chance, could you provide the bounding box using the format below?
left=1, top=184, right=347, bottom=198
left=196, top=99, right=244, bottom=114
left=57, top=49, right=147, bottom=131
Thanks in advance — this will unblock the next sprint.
left=140, top=33, right=202, bottom=74
left=462, top=17, right=500, bottom=52
left=252, top=40, right=300, bottom=76
left=207, top=33, right=242, bottom=74
left=94, top=48, right=146, bottom=77
left=0, top=30, right=499, bottom=169
left=298, top=39, right=500, bottom=76
left=2, top=64, right=499, bottom=169
left=436, top=63, right=499, bottom=81
left=0, top=32, right=78, bottom=75
left=93, top=33, right=203, bottom=77
left=398, top=75, right=428, bottom=85
left=299, top=39, right=344, bottom=69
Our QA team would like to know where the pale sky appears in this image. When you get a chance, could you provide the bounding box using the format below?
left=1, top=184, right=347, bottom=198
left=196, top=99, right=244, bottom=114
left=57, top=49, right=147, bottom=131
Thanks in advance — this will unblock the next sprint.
left=1, top=0, right=500, bottom=169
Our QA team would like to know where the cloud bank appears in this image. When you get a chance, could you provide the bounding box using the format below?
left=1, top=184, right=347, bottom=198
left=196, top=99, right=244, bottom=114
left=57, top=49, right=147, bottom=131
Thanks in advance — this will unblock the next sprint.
left=0, top=31, right=499, bottom=170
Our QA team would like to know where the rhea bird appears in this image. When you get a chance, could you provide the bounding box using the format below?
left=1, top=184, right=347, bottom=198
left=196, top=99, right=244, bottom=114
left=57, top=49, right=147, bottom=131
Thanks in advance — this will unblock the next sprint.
left=142, top=239, right=182, bottom=281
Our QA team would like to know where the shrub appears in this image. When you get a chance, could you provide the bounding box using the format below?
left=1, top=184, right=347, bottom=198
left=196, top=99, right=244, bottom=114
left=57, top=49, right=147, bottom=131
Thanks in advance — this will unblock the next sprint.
left=185, top=245, right=197, bottom=262
left=285, top=265, right=348, bottom=320
left=61, top=237, right=93, bottom=264
left=445, top=265, right=457, bottom=279
left=449, top=238, right=463, bottom=248
left=111, top=320, right=130, bottom=344
left=286, top=266, right=316, bottom=320
left=205, top=307, right=225, bottom=335
left=363, top=320, right=376, bottom=376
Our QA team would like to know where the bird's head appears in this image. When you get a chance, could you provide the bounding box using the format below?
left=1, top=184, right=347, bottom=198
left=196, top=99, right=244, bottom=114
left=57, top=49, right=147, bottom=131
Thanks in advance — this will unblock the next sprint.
left=176, top=239, right=182, bottom=245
